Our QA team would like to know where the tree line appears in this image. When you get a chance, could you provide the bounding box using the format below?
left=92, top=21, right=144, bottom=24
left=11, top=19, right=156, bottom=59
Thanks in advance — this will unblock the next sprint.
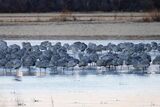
left=0, top=0, right=159, bottom=13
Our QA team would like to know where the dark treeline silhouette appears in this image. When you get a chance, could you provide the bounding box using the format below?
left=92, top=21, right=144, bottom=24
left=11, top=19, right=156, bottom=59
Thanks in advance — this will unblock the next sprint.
left=0, top=0, right=159, bottom=13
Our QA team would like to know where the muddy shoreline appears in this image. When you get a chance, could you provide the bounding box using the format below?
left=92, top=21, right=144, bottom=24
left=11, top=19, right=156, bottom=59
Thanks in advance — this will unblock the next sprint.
left=0, top=34, right=160, bottom=40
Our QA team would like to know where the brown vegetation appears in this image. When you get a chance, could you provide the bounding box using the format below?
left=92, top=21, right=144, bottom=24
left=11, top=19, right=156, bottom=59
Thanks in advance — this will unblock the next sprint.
left=143, top=10, right=160, bottom=22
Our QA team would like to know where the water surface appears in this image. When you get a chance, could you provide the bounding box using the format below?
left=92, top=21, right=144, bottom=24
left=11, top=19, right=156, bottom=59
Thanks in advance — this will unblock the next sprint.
left=0, top=74, right=160, bottom=93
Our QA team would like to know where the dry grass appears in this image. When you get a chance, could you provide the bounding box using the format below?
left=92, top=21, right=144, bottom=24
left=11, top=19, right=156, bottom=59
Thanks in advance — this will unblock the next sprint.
left=47, top=11, right=77, bottom=22
left=0, top=12, right=151, bottom=23
left=143, top=10, right=160, bottom=22
left=151, top=10, right=160, bottom=21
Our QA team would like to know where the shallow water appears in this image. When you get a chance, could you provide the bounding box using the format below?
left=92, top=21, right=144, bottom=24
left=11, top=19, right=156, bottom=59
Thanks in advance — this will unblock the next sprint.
left=0, top=74, right=160, bottom=93
left=5, top=39, right=160, bottom=46
left=1, top=40, right=160, bottom=94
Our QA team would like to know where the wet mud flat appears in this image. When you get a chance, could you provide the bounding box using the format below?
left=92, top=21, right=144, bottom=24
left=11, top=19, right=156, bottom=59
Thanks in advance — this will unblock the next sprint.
left=0, top=21, right=160, bottom=40
left=1, top=34, right=160, bottom=40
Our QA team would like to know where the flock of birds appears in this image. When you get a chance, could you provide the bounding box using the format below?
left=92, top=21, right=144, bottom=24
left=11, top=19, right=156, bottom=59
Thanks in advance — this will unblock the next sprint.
left=0, top=40, right=160, bottom=75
